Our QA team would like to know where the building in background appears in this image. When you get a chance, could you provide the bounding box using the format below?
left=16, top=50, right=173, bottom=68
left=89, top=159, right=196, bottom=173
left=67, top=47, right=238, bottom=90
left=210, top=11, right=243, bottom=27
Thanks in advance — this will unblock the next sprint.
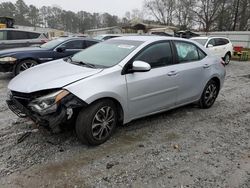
left=85, top=26, right=122, bottom=37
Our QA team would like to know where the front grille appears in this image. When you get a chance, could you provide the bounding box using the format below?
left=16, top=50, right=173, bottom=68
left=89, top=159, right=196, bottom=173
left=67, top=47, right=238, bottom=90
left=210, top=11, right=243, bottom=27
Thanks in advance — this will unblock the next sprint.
left=11, top=91, right=33, bottom=106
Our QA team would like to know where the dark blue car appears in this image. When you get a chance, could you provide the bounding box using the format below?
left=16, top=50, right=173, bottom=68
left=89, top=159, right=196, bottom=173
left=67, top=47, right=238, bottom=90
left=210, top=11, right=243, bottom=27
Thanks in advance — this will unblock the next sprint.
left=0, top=37, right=99, bottom=75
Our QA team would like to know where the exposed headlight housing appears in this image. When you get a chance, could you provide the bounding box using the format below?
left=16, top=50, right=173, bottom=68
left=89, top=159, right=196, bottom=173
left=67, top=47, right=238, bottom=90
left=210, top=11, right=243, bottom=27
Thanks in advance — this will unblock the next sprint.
left=28, top=90, right=69, bottom=115
left=0, top=57, right=17, bottom=63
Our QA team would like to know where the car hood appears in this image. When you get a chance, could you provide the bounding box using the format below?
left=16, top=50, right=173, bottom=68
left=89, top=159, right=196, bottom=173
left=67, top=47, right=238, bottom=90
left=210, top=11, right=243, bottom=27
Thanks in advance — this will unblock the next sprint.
left=0, top=47, right=48, bottom=57
left=8, top=59, right=103, bottom=93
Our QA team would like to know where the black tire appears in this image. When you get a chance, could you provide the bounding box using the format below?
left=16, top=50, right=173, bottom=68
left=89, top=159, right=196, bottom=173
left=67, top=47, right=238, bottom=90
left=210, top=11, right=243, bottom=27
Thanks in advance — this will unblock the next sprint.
left=224, top=53, right=231, bottom=65
left=14, top=59, right=38, bottom=75
left=75, top=99, right=117, bottom=146
left=199, top=80, right=219, bottom=109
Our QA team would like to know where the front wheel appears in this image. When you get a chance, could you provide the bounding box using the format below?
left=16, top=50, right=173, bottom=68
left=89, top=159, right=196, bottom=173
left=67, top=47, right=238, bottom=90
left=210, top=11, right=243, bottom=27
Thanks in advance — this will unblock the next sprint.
left=14, top=59, right=38, bottom=75
left=75, top=99, right=117, bottom=146
left=199, top=80, right=219, bottom=109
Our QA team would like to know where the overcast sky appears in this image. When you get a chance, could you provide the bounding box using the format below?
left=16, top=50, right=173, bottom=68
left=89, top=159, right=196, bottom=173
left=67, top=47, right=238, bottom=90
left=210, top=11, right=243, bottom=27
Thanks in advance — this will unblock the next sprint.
left=0, top=0, right=145, bottom=17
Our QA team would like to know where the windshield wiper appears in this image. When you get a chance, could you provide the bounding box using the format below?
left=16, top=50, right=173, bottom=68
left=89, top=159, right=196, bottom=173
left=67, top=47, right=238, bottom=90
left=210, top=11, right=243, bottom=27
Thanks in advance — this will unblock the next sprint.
left=69, top=58, right=96, bottom=68
left=77, top=61, right=96, bottom=68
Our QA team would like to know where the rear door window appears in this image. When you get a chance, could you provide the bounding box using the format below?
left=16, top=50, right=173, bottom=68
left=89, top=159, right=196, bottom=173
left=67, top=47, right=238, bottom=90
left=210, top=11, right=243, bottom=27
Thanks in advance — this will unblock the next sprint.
left=7, top=31, right=29, bottom=40
left=85, top=40, right=99, bottom=48
left=28, top=32, right=40, bottom=39
left=215, top=38, right=227, bottom=46
left=174, top=41, right=206, bottom=63
left=62, top=40, right=84, bottom=49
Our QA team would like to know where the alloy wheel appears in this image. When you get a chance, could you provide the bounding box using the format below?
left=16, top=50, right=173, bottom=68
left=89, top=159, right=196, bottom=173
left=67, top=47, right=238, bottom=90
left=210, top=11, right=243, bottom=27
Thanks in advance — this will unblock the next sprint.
left=91, top=106, right=115, bottom=140
left=224, top=54, right=230, bottom=65
left=20, top=61, right=36, bottom=72
left=204, top=83, right=218, bottom=106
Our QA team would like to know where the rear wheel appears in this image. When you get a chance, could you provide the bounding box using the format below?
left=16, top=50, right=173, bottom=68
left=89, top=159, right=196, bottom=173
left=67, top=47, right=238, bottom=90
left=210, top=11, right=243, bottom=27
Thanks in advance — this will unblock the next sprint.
left=75, top=99, right=117, bottom=146
left=14, top=59, right=38, bottom=75
left=199, top=80, right=219, bottom=109
left=224, top=53, right=231, bottom=65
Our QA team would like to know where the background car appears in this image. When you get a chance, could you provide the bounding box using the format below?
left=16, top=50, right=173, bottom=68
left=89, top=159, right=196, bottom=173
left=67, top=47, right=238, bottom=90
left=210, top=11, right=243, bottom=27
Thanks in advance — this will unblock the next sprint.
left=174, top=30, right=200, bottom=38
left=93, top=34, right=121, bottom=41
left=7, top=36, right=226, bottom=146
left=191, top=36, right=233, bottom=65
left=0, top=37, right=100, bottom=75
left=0, top=28, right=48, bottom=50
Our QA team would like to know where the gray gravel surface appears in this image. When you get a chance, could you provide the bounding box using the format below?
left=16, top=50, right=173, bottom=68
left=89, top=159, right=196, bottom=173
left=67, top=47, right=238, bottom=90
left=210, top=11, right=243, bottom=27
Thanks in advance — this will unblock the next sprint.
left=0, top=61, right=250, bottom=188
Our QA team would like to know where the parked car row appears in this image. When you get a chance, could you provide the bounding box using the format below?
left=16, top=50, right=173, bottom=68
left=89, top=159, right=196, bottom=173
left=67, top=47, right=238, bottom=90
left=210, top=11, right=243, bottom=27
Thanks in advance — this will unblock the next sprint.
left=0, top=28, right=48, bottom=50
left=0, top=29, right=234, bottom=74
left=0, top=37, right=99, bottom=75
left=6, top=36, right=226, bottom=146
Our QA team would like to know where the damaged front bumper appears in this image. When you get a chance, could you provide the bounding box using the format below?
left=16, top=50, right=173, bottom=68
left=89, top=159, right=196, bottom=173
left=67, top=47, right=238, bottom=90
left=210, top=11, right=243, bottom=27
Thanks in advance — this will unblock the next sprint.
left=6, top=91, right=87, bottom=131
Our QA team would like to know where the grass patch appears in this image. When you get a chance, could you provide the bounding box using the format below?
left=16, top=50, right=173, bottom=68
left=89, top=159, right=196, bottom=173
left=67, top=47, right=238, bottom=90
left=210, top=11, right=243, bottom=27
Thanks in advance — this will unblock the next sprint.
left=232, top=48, right=250, bottom=61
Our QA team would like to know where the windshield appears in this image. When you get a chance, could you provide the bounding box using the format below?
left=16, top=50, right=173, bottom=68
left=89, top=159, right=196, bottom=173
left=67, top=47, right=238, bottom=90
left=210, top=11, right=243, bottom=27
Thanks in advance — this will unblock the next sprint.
left=40, top=38, right=66, bottom=49
left=192, top=38, right=208, bottom=46
left=71, top=39, right=143, bottom=67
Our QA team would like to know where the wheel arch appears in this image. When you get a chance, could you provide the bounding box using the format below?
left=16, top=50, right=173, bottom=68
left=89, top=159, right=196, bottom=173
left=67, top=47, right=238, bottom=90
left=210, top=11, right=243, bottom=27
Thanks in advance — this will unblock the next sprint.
left=226, top=51, right=231, bottom=57
left=88, top=97, right=124, bottom=124
left=210, top=76, right=221, bottom=90
left=17, top=57, right=40, bottom=64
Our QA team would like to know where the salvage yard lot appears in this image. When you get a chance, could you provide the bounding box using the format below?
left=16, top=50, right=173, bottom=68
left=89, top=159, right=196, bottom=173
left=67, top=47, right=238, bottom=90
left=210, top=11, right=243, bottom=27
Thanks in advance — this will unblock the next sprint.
left=0, top=61, right=250, bottom=187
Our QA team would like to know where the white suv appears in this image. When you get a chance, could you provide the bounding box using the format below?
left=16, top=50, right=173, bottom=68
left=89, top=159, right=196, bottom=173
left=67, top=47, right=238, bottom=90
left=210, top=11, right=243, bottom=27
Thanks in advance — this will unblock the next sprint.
left=191, top=36, right=233, bottom=65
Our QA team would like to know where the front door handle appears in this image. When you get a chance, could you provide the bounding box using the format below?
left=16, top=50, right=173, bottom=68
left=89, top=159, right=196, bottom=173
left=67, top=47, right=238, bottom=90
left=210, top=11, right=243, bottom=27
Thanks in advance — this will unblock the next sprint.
left=167, top=71, right=178, bottom=76
left=203, top=64, right=211, bottom=69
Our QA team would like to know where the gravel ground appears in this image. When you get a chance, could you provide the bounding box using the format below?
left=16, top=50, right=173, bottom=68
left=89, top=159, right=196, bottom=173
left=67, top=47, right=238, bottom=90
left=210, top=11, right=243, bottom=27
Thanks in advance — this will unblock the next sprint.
left=0, top=61, right=250, bottom=188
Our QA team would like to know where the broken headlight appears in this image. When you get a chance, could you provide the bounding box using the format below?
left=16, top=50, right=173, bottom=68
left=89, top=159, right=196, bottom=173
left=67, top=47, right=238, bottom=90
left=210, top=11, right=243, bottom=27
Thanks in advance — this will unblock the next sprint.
left=0, top=57, right=17, bottom=63
left=28, top=90, right=69, bottom=115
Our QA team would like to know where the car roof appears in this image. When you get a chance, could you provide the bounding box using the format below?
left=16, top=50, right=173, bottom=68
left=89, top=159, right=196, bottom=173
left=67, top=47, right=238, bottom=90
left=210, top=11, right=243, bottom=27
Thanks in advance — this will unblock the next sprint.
left=0, top=28, right=43, bottom=34
left=192, top=36, right=230, bottom=40
left=191, top=36, right=209, bottom=39
left=98, top=34, right=121, bottom=37
left=111, top=35, right=186, bottom=43
left=58, top=37, right=100, bottom=42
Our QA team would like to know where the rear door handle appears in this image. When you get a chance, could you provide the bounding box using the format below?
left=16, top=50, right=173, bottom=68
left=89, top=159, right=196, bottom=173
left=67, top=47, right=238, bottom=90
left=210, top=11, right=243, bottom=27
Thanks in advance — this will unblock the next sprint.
left=203, top=64, right=211, bottom=69
left=167, top=71, right=178, bottom=76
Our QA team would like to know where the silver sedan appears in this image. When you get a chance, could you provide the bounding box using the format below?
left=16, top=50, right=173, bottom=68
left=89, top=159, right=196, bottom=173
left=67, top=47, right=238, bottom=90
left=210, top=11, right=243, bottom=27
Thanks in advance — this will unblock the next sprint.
left=7, top=36, right=226, bottom=145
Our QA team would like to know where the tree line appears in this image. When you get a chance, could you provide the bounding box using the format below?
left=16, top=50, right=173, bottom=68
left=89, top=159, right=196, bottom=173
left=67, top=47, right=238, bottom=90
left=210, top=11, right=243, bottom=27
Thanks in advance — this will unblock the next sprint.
left=0, top=0, right=249, bottom=33
left=143, top=0, right=250, bottom=32
left=0, top=0, right=120, bottom=33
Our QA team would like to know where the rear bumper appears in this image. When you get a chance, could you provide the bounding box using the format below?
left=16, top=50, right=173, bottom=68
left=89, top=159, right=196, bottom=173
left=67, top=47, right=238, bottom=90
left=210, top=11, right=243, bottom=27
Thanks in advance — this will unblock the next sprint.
left=6, top=93, right=87, bottom=131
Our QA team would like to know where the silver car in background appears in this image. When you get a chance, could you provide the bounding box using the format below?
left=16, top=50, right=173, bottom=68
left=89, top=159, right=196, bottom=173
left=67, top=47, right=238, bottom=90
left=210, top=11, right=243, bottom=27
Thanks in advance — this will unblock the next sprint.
left=7, top=36, right=226, bottom=145
left=0, top=28, right=48, bottom=50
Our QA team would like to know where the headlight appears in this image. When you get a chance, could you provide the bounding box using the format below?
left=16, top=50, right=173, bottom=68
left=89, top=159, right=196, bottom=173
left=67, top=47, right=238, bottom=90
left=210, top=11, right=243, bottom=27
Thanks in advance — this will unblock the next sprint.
left=28, top=90, right=69, bottom=114
left=0, top=57, right=17, bottom=62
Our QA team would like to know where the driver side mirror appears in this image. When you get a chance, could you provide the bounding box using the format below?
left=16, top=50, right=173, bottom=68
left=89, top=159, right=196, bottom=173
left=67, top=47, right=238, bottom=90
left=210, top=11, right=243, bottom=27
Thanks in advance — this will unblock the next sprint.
left=131, top=61, right=151, bottom=72
left=207, top=44, right=214, bottom=48
left=56, top=46, right=66, bottom=53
